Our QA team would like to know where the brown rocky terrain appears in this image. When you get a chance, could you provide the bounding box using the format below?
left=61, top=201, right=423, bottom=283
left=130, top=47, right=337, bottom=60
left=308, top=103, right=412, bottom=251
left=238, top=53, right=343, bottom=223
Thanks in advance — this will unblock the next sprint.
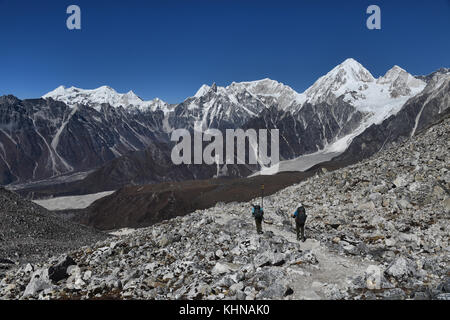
left=72, top=171, right=323, bottom=230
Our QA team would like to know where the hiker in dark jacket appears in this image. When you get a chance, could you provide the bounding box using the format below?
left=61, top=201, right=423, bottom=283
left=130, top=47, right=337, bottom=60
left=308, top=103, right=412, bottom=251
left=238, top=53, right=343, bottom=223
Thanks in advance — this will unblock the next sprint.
left=252, top=204, right=264, bottom=234
left=292, top=203, right=307, bottom=242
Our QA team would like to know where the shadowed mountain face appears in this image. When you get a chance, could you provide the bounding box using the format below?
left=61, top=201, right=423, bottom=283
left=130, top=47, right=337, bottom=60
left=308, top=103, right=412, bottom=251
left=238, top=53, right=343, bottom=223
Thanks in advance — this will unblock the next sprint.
left=243, top=101, right=364, bottom=160
left=0, top=95, right=167, bottom=185
left=14, top=138, right=256, bottom=198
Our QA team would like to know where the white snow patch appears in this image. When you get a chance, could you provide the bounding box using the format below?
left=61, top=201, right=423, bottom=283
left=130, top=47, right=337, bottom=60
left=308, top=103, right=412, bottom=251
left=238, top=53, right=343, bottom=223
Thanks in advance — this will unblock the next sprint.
left=33, top=191, right=115, bottom=210
left=108, top=228, right=137, bottom=236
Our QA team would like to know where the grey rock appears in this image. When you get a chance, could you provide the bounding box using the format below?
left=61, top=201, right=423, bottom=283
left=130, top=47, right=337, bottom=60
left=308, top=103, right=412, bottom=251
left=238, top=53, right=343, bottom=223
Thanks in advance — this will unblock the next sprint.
left=385, top=257, right=416, bottom=281
left=24, top=263, right=34, bottom=273
left=413, top=292, right=430, bottom=300
left=437, top=278, right=450, bottom=293
left=257, top=283, right=287, bottom=299
left=23, top=269, right=52, bottom=297
left=383, top=288, right=407, bottom=300
left=435, top=293, right=450, bottom=300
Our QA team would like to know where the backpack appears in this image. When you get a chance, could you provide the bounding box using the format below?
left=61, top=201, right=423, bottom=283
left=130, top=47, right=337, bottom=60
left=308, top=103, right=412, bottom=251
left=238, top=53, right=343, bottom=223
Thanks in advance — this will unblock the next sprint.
left=252, top=205, right=264, bottom=219
left=295, top=206, right=307, bottom=224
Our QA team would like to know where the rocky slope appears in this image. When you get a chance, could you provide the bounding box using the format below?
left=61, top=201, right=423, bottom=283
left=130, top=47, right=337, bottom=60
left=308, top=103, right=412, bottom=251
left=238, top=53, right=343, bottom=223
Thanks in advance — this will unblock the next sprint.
left=0, top=188, right=107, bottom=266
left=1, top=115, right=448, bottom=300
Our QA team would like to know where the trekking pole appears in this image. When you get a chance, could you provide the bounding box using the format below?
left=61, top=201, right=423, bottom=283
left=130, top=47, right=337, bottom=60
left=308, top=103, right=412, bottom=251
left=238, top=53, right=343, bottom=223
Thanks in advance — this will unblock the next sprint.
left=261, top=184, right=264, bottom=209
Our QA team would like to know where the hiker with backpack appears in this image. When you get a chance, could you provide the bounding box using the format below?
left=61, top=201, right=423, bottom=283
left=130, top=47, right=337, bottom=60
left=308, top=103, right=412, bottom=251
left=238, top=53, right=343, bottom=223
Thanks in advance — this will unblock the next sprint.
left=293, top=203, right=307, bottom=242
left=251, top=204, right=264, bottom=234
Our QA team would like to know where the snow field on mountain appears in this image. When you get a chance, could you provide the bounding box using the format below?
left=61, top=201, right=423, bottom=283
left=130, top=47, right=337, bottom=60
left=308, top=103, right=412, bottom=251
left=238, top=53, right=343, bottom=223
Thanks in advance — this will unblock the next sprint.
left=33, top=191, right=115, bottom=210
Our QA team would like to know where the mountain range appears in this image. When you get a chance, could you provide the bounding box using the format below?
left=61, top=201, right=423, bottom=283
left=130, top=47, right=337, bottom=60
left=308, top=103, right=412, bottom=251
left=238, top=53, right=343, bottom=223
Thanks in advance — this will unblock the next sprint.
left=1, top=58, right=448, bottom=196
left=1, top=114, right=449, bottom=299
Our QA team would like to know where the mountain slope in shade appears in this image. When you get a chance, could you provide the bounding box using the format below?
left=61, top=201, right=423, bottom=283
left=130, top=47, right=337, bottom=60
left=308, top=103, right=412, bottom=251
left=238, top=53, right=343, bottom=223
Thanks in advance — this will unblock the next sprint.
left=0, top=96, right=167, bottom=185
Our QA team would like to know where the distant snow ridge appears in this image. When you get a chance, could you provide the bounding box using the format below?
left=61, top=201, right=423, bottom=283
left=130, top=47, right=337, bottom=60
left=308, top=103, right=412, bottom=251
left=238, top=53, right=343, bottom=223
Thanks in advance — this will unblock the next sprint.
left=301, top=59, right=426, bottom=115
left=227, top=78, right=305, bottom=110
left=186, top=58, right=426, bottom=119
left=43, top=59, right=426, bottom=123
left=43, top=85, right=170, bottom=112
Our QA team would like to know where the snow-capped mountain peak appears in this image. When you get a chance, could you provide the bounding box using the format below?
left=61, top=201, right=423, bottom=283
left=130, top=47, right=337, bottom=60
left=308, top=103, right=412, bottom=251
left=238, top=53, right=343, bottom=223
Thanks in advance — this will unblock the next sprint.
left=194, top=84, right=211, bottom=98
left=377, top=65, right=426, bottom=97
left=43, top=86, right=168, bottom=112
left=232, top=78, right=306, bottom=109
left=303, top=58, right=375, bottom=105
left=190, top=78, right=304, bottom=111
left=331, top=58, right=375, bottom=82
left=301, top=58, right=426, bottom=114
left=126, top=90, right=139, bottom=97
left=228, top=78, right=293, bottom=95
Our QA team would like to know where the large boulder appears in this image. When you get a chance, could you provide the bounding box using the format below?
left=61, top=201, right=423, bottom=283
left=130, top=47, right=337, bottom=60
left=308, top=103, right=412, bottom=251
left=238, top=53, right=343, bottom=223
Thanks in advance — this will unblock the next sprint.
left=253, top=251, right=286, bottom=268
left=48, top=255, right=77, bottom=283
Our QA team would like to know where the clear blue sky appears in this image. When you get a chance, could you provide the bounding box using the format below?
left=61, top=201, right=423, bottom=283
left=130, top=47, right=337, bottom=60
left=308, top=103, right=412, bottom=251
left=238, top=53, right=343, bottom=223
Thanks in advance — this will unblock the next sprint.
left=0, top=0, right=449, bottom=103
